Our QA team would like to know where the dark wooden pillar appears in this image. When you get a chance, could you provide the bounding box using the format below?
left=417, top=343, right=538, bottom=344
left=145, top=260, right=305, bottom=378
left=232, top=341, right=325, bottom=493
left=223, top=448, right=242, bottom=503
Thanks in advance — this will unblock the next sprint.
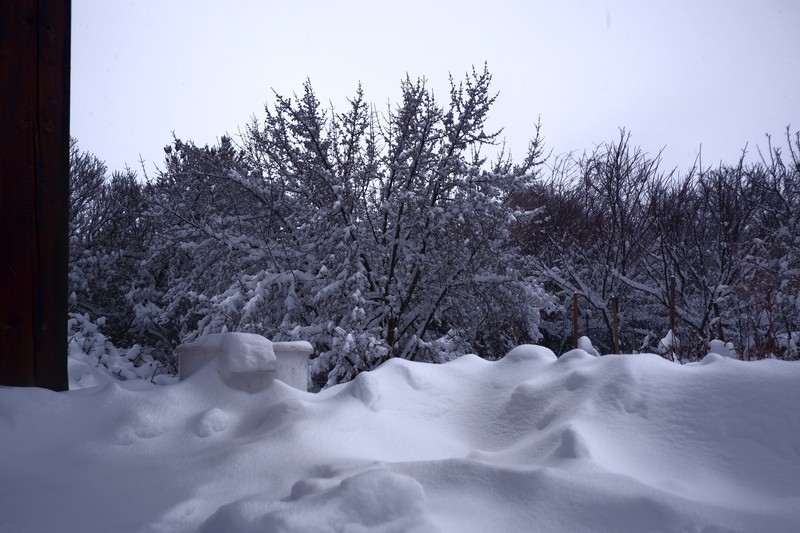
left=0, top=1, right=71, bottom=390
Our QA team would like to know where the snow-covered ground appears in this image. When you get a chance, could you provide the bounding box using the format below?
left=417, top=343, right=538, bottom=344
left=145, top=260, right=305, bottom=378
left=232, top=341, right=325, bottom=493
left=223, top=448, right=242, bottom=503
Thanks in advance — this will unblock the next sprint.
left=2, top=344, right=800, bottom=532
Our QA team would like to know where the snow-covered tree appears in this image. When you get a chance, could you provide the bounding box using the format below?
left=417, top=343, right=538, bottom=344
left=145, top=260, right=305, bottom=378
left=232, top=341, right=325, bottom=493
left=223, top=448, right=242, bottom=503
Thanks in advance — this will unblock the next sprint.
left=517, top=131, right=669, bottom=354
left=148, top=67, right=551, bottom=386
left=70, top=85, right=799, bottom=380
left=729, top=130, right=800, bottom=359
left=69, top=141, right=155, bottom=352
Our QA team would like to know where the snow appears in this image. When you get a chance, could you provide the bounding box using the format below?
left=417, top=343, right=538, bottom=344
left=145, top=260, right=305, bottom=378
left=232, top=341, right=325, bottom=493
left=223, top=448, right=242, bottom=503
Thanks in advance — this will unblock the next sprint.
left=708, top=339, right=736, bottom=359
left=177, top=334, right=313, bottom=391
left=67, top=312, right=175, bottom=388
left=658, top=329, right=677, bottom=354
left=577, top=335, right=601, bottom=357
left=271, top=341, right=314, bottom=391
left=212, top=332, right=277, bottom=374
left=2, top=346, right=800, bottom=532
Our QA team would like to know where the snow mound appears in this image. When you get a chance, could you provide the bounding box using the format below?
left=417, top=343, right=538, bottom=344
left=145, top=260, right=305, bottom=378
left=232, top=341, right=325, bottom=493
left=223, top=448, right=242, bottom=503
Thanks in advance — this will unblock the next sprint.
left=708, top=339, right=736, bottom=359
left=200, top=469, right=436, bottom=533
left=502, top=344, right=557, bottom=363
left=67, top=354, right=117, bottom=389
left=176, top=332, right=277, bottom=378
left=3, top=349, right=800, bottom=532
left=557, top=348, right=595, bottom=362
left=215, top=333, right=277, bottom=373
left=577, top=335, right=601, bottom=356
left=193, top=407, right=235, bottom=438
left=175, top=332, right=279, bottom=392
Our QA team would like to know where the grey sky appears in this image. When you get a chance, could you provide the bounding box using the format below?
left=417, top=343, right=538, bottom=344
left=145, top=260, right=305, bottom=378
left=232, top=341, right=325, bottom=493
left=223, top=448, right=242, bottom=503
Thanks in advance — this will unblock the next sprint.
left=71, top=0, right=800, bottom=176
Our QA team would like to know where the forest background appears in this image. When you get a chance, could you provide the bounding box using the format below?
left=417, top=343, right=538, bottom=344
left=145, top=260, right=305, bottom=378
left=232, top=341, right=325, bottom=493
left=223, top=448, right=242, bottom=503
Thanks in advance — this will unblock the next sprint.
left=68, top=68, right=800, bottom=388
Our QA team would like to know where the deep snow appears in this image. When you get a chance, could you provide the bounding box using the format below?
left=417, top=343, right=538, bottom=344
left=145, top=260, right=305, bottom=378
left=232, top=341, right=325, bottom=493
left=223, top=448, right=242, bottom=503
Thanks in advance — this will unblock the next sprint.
left=2, top=345, right=800, bottom=532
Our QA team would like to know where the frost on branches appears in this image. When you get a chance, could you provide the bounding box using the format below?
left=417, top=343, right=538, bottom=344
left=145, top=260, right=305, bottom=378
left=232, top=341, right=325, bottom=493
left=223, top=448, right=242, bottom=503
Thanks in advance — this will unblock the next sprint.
left=68, top=70, right=800, bottom=386
left=140, top=67, right=549, bottom=387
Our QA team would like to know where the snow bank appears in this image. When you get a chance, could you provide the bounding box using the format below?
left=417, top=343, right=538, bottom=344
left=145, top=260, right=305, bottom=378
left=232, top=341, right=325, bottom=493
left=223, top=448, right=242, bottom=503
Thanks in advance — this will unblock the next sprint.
left=200, top=468, right=435, bottom=533
left=2, top=347, right=800, bottom=532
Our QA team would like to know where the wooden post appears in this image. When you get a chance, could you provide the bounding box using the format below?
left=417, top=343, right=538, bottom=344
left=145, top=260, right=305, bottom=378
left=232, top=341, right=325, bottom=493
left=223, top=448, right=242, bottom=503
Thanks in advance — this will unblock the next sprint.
left=611, top=296, right=620, bottom=354
left=0, top=0, right=71, bottom=390
left=764, top=291, right=776, bottom=358
left=669, top=276, right=676, bottom=333
left=712, top=302, right=724, bottom=341
left=572, top=292, right=579, bottom=349
left=668, top=275, right=676, bottom=359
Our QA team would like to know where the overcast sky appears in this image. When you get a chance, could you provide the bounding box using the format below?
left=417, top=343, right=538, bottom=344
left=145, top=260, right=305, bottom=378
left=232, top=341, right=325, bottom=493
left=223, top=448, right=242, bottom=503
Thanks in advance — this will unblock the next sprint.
left=71, top=0, right=800, bottom=176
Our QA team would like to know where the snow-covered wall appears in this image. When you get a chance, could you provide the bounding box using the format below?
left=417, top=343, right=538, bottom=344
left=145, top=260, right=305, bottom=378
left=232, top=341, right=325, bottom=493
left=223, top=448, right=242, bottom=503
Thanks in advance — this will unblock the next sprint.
left=176, top=333, right=313, bottom=391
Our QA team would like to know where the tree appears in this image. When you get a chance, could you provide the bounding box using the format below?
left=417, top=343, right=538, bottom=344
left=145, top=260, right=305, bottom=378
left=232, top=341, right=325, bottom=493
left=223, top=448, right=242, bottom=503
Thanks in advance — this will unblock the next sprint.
left=68, top=141, right=167, bottom=374
left=730, top=130, right=800, bottom=359
left=148, top=67, right=550, bottom=386
left=518, top=131, right=668, bottom=354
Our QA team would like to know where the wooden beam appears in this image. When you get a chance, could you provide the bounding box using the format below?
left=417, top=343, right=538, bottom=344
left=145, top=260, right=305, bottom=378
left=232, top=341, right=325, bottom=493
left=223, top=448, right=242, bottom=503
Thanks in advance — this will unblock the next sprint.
left=0, top=0, right=70, bottom=390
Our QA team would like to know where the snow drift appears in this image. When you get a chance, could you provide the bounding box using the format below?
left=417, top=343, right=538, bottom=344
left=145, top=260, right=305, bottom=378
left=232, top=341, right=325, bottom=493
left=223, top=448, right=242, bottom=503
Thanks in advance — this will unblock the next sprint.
left=2, top=346, right=799, bottom=532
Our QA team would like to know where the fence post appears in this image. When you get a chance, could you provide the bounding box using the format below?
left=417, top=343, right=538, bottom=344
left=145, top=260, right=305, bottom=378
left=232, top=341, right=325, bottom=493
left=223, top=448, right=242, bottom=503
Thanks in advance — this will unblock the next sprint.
left=572, top=292, right=579, bottom=349
left=611, top=296, right=620, bottom=354
left=669, top=275, right=676, bottom=360
left=712, top=302, right=724, bottom=341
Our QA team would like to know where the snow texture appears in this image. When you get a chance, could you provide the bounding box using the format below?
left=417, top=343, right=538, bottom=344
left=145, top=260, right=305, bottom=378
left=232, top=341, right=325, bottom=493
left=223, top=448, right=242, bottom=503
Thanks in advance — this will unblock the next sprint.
left=708, top=339, right=736, bottom=359
left=2, top=347, right=800, bottom=532
left=577, top=335, right=601, bottom=357
left=214, top=333, right=277, bottom=373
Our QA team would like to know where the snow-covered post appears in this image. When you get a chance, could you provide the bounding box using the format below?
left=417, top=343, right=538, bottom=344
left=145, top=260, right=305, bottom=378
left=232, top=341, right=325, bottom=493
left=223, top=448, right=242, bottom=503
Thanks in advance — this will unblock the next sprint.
left=271, top=341, right=314, bottom=391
